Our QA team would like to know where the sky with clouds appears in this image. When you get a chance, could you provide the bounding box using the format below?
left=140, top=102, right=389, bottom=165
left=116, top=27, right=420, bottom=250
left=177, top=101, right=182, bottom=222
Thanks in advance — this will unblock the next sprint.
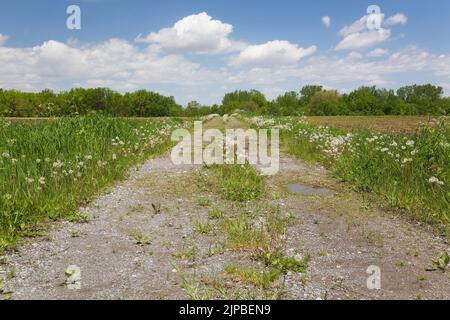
left=0, top=0, right=449, bottom=105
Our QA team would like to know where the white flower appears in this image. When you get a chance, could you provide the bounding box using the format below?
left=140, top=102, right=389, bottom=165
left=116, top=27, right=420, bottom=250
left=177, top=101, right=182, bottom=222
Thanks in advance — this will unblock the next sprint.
left=52, top=160, right=64, bottom=169
left=84, top=155, right=93, bottom=160
left=2, top=152, right=10, bottom=158
left=26, top=177, right=35, bottom=184
left=428, top=177, right=444, bottom=186
left=112, top=153, right=117, bottom=161
left=380, top=148, right=389, bottom=153
left=38, top=177, right=46, bottom=185
left=402, top=158, right=413, bottom=164
left=411, top=149, right=418, bottom=156
left=36, top=159, right=42, bottom=164
left=97, top=160, right=107, bottom=168
left=406, top=140, right=415, bottom=147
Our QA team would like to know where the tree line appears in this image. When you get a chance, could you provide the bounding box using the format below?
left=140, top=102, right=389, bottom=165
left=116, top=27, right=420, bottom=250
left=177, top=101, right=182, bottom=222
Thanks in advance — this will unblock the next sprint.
left=0, top=84, right=449, bottom=118
left=0, top=88, right=183, bottom=117
left=215, top=84, right=449, bottom=116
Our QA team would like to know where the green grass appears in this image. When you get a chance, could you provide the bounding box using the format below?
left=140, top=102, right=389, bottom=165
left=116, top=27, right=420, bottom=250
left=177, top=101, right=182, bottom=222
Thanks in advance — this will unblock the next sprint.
left=197, top=196, right=212, bottom=207
left=254, top=116, right=450, bottom=227
left=129, top=230, right=151, bottom=246
left=224, top=264, right=279, bottom=290
left=220, top=204, right=308, bottom=289
left=208, top=208, right=224, bottom=220
left=0, top=115, right=187, bottom=249
left=221, top=213, right=267, bottom=251
left=193, top=219, right=214, bottom=234
left=204, top=163, right=266, bottom=202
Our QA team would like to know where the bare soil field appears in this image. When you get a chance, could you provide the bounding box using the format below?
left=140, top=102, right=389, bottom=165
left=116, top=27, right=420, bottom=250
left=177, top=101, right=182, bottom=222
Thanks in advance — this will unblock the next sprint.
left=304, top=116, right=442, bottom=133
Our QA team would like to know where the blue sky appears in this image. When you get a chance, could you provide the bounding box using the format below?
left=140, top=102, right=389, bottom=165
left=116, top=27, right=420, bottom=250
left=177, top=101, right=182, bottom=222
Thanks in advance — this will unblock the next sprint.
left=0, top=0, right=449, bottom=105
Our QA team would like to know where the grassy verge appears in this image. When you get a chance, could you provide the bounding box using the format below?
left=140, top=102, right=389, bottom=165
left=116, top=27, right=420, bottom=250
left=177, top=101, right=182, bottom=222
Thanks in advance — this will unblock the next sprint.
left=250, top=116, right=450, bottom=227
left=0, top=115, right=188, bottom=249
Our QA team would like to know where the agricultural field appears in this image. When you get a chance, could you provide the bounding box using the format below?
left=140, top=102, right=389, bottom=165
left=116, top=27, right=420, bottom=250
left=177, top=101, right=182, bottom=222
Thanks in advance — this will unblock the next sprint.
left=302, top=116, right=441, bottom=133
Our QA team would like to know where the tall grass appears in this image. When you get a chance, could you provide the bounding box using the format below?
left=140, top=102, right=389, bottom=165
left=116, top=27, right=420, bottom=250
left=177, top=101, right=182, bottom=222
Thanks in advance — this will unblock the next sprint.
left=334, top=121, right=449, bottom=224
left=0, top=115, right=186, bottom=248
left=249, top=116, right=450, bottom=226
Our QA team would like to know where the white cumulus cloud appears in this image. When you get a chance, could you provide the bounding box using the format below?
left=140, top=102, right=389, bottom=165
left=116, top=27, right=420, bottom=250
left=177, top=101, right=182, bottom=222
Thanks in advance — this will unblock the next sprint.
left=135, top=12, right=244, bottom=54
left=336, top=12, right=407, bottom=51
left=0, top=38, right=223, bottom=99
left=229, top=40, right=317, bottom=68
left=322, top=16, right=331, bottom=29
left=386, top=13, right=408, bottom=25
left=0, top=34, right=9, bottom=46
left=336, top=29, right=391, bottom=51
left=367, top=48, right=389, bottom=57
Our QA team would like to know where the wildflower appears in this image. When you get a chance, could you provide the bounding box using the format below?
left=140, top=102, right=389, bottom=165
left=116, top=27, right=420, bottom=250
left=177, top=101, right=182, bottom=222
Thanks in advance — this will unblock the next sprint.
left=84, top=155, right=93, bottom=160
left=2, top=152, right=10, bottom=158
left=3, top=194, right=12, bottom=200
left=11, top=158, right=18, bottom=163
left=428, top=177, right=444, bottom=186
left=112, top=153, right=117, bottom=161
left=402, top=158, right=413, bottom=164
left=53, top=160, right=64, bottom=169
left=36, top=159, right=42, bottom=164
left=380, top=148, right=389, bottom=153
left=97, top=160, right=107, bottom=168
left=39, top=177, right=46, bottom=185
left=26, top=177, right=35, bottom=184
left=411, top=149, right=418, bottom=156
left=406, top=140, right=415, bottom=147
